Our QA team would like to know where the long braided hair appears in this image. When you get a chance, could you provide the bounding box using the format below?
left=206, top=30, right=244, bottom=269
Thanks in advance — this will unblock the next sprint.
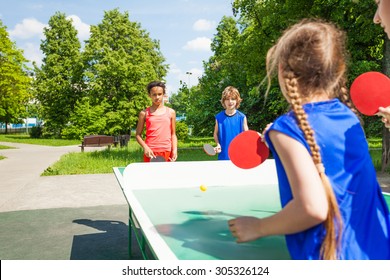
left=265, top=19, right=359, bottom=259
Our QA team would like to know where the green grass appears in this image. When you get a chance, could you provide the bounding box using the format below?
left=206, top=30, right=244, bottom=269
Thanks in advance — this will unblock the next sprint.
left=0, top=143, right=17, bottom=160
left=41, top=138, right=216, bottom=176
left=368, top=137, right=382, bottom=149
left=0, top=144, right=15, bottom=150
left=370, top=149, right=382, bottom=171
left=0, top=134, right=79, bottom=146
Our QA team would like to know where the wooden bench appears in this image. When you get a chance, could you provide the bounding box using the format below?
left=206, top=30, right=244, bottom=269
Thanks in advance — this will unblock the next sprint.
left=80, top=135, right=115, bottom=152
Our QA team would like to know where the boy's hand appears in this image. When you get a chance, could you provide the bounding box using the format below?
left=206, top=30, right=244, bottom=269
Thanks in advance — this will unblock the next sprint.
left=215, top=143, right=221, bottom=154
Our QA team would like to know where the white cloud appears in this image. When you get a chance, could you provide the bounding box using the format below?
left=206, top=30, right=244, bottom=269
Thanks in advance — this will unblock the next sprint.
left=23, top=42, right=43, bottom=66
left=193, top=19, right=216, bottom=31
left=168, top=63, right=182, bottom=75
left=67, top=15, right=90, bottom=42
left=183, top=37, right=211, bottom=52
left=9, top=18, right=46, bottom=39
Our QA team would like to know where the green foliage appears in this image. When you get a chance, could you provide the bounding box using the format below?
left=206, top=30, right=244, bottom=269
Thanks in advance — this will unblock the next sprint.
left=0, top=20, right=31, bottom=130
left=184, top=0, right=384, bottom=135
left=169, top=84, right=191, bottom=116
left=176, top=121, right=189, bottom=141
left=29, top=126, right=43, bottom=139
left=82, top=9, right=168, bottom=133
left=32, top=9, right=168, bottom=139
left=61, top=98, right=108, bottom=139
left=362, top=115, right=383, bottom=138
left=33, top=12, right=83, bottom=137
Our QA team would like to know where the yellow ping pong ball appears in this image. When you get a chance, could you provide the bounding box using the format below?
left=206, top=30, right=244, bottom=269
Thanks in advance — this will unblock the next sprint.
left=200, top=184, right=207, bottom=192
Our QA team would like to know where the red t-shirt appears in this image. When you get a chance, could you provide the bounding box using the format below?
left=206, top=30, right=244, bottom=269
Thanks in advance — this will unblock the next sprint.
left=145, top=107, right=172, bottom=152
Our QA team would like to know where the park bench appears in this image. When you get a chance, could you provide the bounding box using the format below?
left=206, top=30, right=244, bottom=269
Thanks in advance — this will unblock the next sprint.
left=114, top=134, right=130, bottom=148
left=80, top=135, right=115, bottom=152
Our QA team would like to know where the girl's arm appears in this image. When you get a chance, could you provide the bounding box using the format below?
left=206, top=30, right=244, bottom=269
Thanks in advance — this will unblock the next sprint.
left=170, top=108, right=178, bottom=161
left=229, top=130, right=328, bottom=242
left=243, top=116, right=249, bottom=131
left=135, top=110, right=154, bottom=158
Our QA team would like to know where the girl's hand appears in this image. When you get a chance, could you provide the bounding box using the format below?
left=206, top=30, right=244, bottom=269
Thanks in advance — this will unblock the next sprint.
left=144, top=147, right=155, bottom=158
left=262, top=123, right=273, bottom=137
left=215, top=143, right=221, bottom=154
left=228, top=216, right=263, bottom=243
left=169, top=150, right=178, bottom=162
left=260, top=123, right=273, bottom=146
left=377, top=107, right=390, bottom=129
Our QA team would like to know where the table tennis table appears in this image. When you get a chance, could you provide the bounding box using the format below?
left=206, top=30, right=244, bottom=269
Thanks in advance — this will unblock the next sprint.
left=113, top=159, right=390, bottom=260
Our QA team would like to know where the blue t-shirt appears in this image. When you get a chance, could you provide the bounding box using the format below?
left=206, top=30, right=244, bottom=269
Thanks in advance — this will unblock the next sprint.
left=215, top=110, right=246, bottom=160
left=265, top=98, right=390, bottom=260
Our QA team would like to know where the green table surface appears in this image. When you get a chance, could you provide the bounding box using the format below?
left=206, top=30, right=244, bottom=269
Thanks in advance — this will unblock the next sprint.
left=114, top=167, right=390, bottom=260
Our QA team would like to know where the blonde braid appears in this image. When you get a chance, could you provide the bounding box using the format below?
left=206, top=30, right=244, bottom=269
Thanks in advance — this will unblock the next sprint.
left=285, top=73, right=343, bottom=260
left=337, top=79, right=363, bottom=124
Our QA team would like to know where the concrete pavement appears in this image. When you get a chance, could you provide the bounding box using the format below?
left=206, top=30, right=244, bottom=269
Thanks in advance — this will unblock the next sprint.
left=0, top=142, right=139, bottom=260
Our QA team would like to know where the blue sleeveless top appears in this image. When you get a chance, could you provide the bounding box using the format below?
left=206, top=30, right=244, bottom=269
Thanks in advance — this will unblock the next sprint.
left=265, top=98, right=390, bottom=260
left=215, top=110, right=246, bottom=160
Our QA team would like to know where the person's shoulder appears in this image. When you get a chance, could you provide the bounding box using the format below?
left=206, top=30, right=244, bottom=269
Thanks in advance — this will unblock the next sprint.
left=139, top=107, right=148, bottom=116
left=167, top=107, right=176, bottom=117
left=167, top=107, right=176, bottom=113
left=271, top=111, right=298, bottom=131
left=236, top=110, right=246, bottom=117
left=216, top=110, right=225, bottom=117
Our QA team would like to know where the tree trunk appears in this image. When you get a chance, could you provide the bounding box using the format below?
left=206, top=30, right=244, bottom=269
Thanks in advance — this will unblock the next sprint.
left=382, top=37, right=390, bottom=172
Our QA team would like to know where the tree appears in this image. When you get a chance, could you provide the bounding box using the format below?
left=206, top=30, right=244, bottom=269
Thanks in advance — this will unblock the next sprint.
left=0, top=20, right=31, bottom=133
left=169, top=82, right=191, bottom=117
left=187, top=16, right=247, bottom=136
left=189, top=0, right=384, bottom=135
left=33, top=12, right=83, bottom=137
left=82, top=9, right=168, bottom=135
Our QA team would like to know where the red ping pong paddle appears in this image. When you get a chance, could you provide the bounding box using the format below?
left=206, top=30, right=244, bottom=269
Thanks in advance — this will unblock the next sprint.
left=350, top=71, right=390, bottom=116
left=228, top=130, right=269, bottom=169
left=150, top=155, right=166, bottom=162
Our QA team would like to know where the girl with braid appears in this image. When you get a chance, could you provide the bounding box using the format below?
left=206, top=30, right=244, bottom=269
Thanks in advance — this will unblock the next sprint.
left=228, top=19, right=390, bottom=260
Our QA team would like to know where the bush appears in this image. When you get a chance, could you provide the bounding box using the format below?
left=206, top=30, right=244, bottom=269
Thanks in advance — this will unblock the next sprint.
left=29, top=126, right=43, bottom=138
left=176, top=121, right=189, bottom=141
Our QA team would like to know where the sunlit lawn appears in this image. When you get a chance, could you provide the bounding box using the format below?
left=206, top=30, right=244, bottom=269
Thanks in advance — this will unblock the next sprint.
left=0, top=134, right=79, bottom=146
left=42, top=143, right=216, bottom=175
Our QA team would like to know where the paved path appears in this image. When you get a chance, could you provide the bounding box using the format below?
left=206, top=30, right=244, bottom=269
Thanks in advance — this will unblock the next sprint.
left=0, top=142, right=127, bottom=212
left=0, top=142, right=135, bottom=260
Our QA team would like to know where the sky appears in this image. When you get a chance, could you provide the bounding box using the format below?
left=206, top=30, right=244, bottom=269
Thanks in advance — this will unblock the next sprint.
left=0, top=0, right=235, bottom=96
